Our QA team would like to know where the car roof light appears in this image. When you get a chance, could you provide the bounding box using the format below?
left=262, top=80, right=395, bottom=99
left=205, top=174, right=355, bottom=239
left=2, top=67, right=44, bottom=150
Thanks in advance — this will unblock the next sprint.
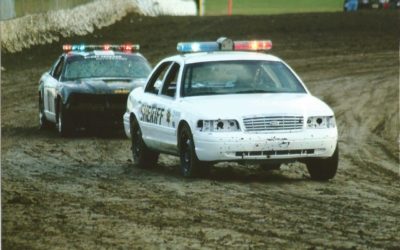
left=62, top=44, right=140, bottom=53
left=176, top=37, right=272, bottom=53
left=177, top=42, right=220, bottom=53
left=234, top=40, right=272, bottom=51
left=103, top=44, right=111, bottom=50
left=62, top=44, right=72, bottom=51
left=121, top=44, right=140, bottom=52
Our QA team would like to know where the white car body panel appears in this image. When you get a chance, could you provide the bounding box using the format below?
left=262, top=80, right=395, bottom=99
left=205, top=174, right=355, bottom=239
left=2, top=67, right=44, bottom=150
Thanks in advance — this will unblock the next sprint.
left=124, top=52, right=338, bottom=162
left=41, top=72, right=58, bottom=122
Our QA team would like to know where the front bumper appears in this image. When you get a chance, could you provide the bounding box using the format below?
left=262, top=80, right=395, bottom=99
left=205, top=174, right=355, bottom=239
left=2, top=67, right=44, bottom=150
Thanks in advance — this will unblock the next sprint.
left=194, top=129, right=337, bottom=162
left=66, top=93, right=128, bottom=126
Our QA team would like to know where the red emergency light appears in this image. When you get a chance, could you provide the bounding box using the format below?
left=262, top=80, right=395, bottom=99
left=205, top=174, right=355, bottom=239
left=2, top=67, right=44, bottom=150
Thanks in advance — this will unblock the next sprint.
left=234, top=40, right=272, bottom=51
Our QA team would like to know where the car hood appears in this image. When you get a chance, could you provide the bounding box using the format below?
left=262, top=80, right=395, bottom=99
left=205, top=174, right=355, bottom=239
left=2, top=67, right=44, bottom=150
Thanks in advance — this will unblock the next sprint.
left=180, top=93, right=334, bottom=119
left=59, top=78, right=146, bottom=103
left=60, top=78, right=146, bottom=94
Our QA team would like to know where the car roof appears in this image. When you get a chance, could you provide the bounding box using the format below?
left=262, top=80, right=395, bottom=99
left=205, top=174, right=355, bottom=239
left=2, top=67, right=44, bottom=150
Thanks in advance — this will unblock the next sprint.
left=163, top=51, right=282, bottom=64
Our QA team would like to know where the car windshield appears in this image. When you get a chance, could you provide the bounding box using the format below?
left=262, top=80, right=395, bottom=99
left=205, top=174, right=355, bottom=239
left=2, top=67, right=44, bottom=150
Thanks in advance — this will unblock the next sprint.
left=62, top=54, right=151, bottom=81
left=182, top=60, right=306, bottom=97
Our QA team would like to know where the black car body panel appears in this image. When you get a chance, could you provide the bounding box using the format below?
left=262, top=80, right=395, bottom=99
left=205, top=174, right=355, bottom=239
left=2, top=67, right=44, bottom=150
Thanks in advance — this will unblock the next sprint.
left=59, top=78, right=146, bottom=126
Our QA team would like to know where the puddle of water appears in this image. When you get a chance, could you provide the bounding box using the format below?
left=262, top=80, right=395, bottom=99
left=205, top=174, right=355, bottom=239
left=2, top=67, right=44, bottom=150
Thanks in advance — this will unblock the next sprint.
left=1, top=0, right=95, bottom=20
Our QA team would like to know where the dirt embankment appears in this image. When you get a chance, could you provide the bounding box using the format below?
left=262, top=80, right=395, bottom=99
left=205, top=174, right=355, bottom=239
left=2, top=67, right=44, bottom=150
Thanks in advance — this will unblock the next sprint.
left=2, top=12, right=399, bottom=249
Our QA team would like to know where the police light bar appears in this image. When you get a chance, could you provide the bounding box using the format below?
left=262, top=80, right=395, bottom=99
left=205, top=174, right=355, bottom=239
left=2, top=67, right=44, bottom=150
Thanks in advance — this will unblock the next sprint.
left=62, top=44, right=140, bottom=53
left=234, top=40, right=272, bottom=51
left=176, top=37, right=272, bottom=53
left=177, top=42, right=219, bottom=53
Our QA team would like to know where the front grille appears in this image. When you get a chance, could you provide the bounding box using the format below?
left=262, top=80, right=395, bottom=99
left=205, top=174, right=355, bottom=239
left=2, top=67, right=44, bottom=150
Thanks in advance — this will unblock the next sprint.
left=243, top=116, right=304, bottom=132
left=69, top=93, right=128, bottom=111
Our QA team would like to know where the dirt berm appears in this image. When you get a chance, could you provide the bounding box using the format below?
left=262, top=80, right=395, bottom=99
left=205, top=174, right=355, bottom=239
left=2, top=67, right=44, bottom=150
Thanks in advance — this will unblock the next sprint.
left=2, top=11, right=399, bottom=249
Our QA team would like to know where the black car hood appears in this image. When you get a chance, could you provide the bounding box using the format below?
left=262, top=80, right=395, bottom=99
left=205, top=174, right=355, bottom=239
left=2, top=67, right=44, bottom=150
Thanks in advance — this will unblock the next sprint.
left=58, top=78, right=146, bottom=103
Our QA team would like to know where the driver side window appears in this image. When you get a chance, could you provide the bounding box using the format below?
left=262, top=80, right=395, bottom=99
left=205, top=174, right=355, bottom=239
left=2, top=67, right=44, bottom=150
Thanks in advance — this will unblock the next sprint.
left=145, top=61, right=172, bottom=95
left=51, top=57, right=65, bottom=80
left=161, top=63, right=180, bottom=98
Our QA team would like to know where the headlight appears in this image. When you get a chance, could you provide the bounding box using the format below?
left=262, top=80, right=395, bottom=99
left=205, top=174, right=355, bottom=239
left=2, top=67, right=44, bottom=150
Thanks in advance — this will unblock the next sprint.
left=307, top=116, right=336, bottom=129
left=197, top=119, right=241, bottom=132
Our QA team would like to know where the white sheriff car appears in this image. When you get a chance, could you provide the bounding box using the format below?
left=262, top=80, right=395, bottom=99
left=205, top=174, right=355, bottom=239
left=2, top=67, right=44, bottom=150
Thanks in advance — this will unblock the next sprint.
left=124, top=38, right=338, bottom=180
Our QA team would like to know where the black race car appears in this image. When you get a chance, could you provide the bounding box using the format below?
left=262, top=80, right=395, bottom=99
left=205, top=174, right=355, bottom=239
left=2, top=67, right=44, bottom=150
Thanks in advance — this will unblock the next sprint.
left=38, top=44, right=152, bottom=136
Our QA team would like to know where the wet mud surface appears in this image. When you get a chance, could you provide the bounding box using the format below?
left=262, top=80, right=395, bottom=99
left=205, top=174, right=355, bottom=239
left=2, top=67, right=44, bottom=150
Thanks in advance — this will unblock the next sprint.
left=2, top=12, right=399, bottom=249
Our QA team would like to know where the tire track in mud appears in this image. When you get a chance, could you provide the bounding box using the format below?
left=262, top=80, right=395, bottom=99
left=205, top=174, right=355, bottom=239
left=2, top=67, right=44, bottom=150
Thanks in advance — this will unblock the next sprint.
left=293, top=52, right=399, bottom=179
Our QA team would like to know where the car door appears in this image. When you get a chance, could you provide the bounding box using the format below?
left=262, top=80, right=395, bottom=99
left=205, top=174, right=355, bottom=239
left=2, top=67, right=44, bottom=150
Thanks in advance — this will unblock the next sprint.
left=44, top=56, right=64, bottom=122
left=156, top=62, right=181, bottom=153
left=139, top=61, right=173, bottom=150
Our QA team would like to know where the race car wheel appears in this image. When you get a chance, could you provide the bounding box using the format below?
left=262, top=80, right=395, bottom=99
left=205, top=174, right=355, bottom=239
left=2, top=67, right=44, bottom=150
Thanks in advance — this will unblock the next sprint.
left=179, top=124, right=209, bottom=178
left=57, top=102, right=73, bottom=137
left=130, top=118, right=159, bottom=168
left=306, top=145, right=339, bottom=181
left=39, top=98, right=51, bottom=129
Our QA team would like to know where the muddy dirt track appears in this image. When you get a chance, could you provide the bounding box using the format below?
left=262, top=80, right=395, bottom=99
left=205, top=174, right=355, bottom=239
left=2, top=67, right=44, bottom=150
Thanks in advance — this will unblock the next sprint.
left=2, top=12, right=399, bottom=249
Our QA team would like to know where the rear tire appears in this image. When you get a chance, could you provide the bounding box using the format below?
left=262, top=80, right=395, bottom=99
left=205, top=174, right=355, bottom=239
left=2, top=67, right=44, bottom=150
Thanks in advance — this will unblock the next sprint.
left=130, top=117, right=159, bottom=168
left=306, top=145, right=339, bottom=181
left=57, top=102, right=73, bottom=137
left=179, top=124, right=209, bottom=178
left=39, top=97, right=51, bottom=130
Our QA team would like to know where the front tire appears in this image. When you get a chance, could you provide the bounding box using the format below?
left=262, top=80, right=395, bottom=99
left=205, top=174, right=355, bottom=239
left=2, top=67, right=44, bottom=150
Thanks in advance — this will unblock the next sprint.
left=130, top=117, right=159, bottom=168
left=39, top=97, right=51, bottom=130
left=57, top=102, right=73, bottom=137
left=306, top=145, right=339, bottom=181
left=179, top=124, right=209, bottom=178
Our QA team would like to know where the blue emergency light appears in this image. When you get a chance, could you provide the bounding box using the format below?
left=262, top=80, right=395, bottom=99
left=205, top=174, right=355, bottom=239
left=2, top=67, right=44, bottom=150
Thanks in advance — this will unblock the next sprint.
left=177, top=37, right=272, bottom=53
left=177, top=42, right=220, bottom=53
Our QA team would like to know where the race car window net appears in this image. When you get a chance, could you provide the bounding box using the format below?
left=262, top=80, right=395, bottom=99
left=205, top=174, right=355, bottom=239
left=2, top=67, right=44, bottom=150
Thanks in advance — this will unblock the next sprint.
left=52, top=57, right=65, bottom=80
left=181, top=60, right=306, bottom=97
left=63, top=44, right=139, bottom=53
left=177, top=37, right=272, bottom=53
left=62, top=55, right=151, bottom=81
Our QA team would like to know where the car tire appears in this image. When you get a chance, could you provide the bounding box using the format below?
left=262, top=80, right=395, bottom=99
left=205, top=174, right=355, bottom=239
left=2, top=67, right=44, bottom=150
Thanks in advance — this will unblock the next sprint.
left=306, top=145, right=339, bottom=181
left=39, top=98, right=51, bottom=130
left=179, top=124, right=209, bottom=178
left=57, top=102, right=73, bottom=137
left=130, top=117, right=159, bottom=168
